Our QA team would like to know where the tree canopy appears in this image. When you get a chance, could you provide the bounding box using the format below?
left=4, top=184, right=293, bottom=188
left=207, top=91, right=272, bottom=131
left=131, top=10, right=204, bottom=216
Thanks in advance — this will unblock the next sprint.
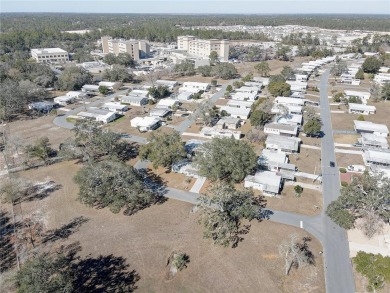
left=250, top=109, right=272, bottom=127
left=74, top=160, right=159, bottom=215
left=195, top=137, right=257, bottom=182
left=102, top=65, right=132, bottom=82
left=254, top=61, right=270, bottom=77
left=197, top=183, right=265, bottom=247
left=303, top=119, right=322, bottom=136
left=326, top=172, right=390, bottom=238
left=55, top=66, right=92, bottom=91
left=268, top=80, right=291, bottom=97
left=139, top=131, right=186, bottom=169
left=362, top=56, right=382, bottom=74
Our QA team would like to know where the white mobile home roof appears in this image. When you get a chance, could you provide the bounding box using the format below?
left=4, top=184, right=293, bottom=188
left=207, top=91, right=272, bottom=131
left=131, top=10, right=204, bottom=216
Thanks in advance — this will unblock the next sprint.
left=219, top=106, right=251, bottom=119
left=266, top=134, right=300, bottom=152
left=344, top=90, right=370, bottom=98
left=82, top=84, right=99, bottom=91
left=121, top=95, right=148, bottom=104
left=177, top=91, right=193, bottom=101
left=235, top=86, right=258, bottom=93
left=226, top=99, right=254, bottom=109
left=230, top=92, right=257, bottom=101
left=244, top=171, right=282, bottom=194
left=275, top=97, right=306, bottom=106
left=349, top=103, right=376, bottom=112
left=130, top=116, right=161, bottom=128
left=258, top=149, right=288, bottom=165
left=354, top=121, right=389, bottom=135
left=131, top=89, right=149, bottom=97
left=155, top=80, right=178, bottom=87
left=157, top=99, right=179, bottom=108
left=361, top=133, right=389, bottom=149
left=54, top=95, right=75, bottom=103
left=364, top=149, right=390, bottom=165
left=264, top=123, right=298, bottom=134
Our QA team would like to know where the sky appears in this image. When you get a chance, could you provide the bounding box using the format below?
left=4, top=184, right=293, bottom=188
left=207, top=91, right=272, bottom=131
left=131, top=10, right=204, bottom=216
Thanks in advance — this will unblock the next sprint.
left=1, top=0, right=389, bottom=14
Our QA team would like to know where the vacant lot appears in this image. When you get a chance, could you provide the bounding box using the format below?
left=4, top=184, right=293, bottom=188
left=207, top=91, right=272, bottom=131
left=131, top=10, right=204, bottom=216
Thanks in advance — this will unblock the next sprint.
left=7, top=115, right=72, bottom=149
left=267, top=185, right=322, bottom=216
left=331, top=112, right=359, bottom=131
left=290, top=148, right=321, bottom=174
left=365, top=100, right=390, bottom=130
left=12, top=161, right=325, bottom=293
left=333, top=134, right=360, bottom=144
left=335, top=153, right=364, bottom=168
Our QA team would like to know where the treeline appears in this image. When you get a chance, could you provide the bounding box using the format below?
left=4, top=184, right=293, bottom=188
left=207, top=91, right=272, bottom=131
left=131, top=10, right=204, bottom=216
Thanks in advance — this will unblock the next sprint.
left=1, top=13, right=390, bottom=33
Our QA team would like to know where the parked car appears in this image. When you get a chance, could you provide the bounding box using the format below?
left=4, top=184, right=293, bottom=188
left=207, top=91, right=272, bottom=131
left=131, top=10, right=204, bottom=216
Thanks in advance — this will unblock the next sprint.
left=330, top=161, right=335, bottom=167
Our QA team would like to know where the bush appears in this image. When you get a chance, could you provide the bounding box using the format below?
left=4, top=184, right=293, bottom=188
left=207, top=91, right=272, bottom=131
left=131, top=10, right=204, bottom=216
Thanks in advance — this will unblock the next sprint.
left=357, top=115, right=365, bottom=121
left=339, top=168, right=347, bottom=173
left=341, top=181, right=348, bottom=187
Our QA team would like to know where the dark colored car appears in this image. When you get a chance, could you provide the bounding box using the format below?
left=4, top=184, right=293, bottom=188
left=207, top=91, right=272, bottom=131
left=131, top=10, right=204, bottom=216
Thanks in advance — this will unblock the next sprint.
left=330, top=161, right=335, bottom=167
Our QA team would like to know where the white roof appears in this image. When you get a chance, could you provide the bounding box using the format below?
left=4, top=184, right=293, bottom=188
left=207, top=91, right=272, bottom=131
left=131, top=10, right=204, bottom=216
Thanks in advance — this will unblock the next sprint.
left=230, top=92, right=257, bottom=100
left=219, top=106, right=251, bottom=119
left=200, top=127, right=241, bottom=139
left=150, top=107, right=170, bottom=117
left=361, top=133, right=389, bottom=148
left=226, top=99, right=254, bottom=108
left=276, top=114, right=303, bottom=125
left=344, top=90, right=370, bottom=98
left=235, top=86, right=258, bottom=93
left=121, top=95, right=148, bottom=103
left=183, top=82, right=209, bottom=88
left=99, top=81, right=116, bottom=87
left=265, top=122, right=298, bottom=133
left=275, top=97, right=306, bottom=106
left=349, top=103, right=376, bottom=111
left=82, top=84, right=99, bottom=90
left=258, top=149, right=288, bottom=165
left=364, top=149, right=390, bottom=164
left=272, top=105, right=303, bottom=114
left=103, top=102, right=128, bottom=109
left=266, top=135, right=300, bottom=152
left=54, top=95, right=74, bottom=102
left=131, top=89, right=149, bottom=96
left=131, top=116, right=161, bottom=127
left=156, top=80, right=178, bottom=86
left=31, top=48, right=67, bottom=54
left=245, top=171, right=282, bottom=194
left=157, top=99, right=178, bottom=107
left=177, top=91, right=193, bottom=100
left=354, top=120, right=389, bottom=134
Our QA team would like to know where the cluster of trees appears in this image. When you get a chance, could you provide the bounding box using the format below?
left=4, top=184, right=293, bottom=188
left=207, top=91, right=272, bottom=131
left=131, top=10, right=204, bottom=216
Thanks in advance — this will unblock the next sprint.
left=303, top=106, right=322, bottom=136
left=268, top=74, right=292, bottom=97
left=56, top=66, right=93, bottom=90
left=229, top=45, right=271, bottom=62
left=326, top=172, right=390, bottom=238
left=174, top=60, right=195, bottom=76
left=0, top=60, right=56, bottom=120
left=103, top=52, right=135, bottom=67
left=102, top=65, right=132, bottom=82
left=362, top=56, right=383, bottom=74
left=371, top=83, right=390, bottom=102
left=194, top=137, right=257, bottom=183
left=197, top=62, right=238, bottom=80
left=353, top=251, right=390, bottom=292
left=147, top=85, right=171, bottom=100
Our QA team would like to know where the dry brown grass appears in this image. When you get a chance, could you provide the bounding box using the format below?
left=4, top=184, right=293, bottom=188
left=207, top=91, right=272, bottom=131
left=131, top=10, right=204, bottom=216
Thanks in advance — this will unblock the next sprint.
left=8, top=115, right=73, bottom=148
left=290, top=148, right=322, bottom=174
left=267, top=185, right=322, bottom=216
left=333, top=134, right=360, bottom=144
left=13, top=161, right=325, bottom=292
left=335, top=153, right=364, bottom=168
left=331, top=113, right=359, bottom=131
left=175, top=75, right=231, bottom=84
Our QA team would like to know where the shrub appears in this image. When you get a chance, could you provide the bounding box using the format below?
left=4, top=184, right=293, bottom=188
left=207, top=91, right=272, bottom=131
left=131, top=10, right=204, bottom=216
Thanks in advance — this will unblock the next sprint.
left=341, top=181, right=348, bottom=187
left=339, top=168, right=347, bottom=173
left=357, top=115, right=365, bottom=121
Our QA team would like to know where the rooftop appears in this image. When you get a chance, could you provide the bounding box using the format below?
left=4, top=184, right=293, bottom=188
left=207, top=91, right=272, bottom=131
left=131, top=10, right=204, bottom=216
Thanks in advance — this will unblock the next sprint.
left=264, top=122, right=298, bottom=132
left=31, top=48, right=67, bottom=54
left=354, top=120, right=389, bottom=134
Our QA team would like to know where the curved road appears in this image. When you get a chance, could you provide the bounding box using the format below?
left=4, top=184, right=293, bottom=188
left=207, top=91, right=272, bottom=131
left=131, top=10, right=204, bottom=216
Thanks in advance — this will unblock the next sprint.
left=53, top=76, right=355, bottom=292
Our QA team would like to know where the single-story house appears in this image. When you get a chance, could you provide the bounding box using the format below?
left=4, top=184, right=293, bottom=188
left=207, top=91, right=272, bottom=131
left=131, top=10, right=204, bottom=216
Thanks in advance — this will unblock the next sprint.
left=348, top=103, right=376, bottom=115
left=253, top=77, right=269, bottom=86
left=275, top=97, right=306, bottom=107
left=180, top=82, right=209, bottom=93
left=54, top=95, right=76, bottom=106
left=130, top=116, right=161, bottom=132
left=130, top=89, right=149, bottom=97
left=172, top=160, right=199, bottom=178
left=340, top=73, right=360, bottom=85
left=156, top=99, right=180, bottom=108
left=290, top=92, right=305, bottom=99
left=177, top=91, right=193, bottom=101
left=28, top=101, right=55, bottom=112
left=295, top=74, right=308, bottom=82
left=81, top=84, right=99, bottom=93
left=66, top=91, right=85, bottom=98
left=286, top=81, right=307, bottom=92
left=264, top=123, right=298, bottom=137
left=219, top=106, right=251, bottom=119
left=102, top=102, right=128, bottom=113
left=258, top=149, right=296, bottom=180
left=155, top=80, right=178, bottom=90
left=200, top=127, right=241, bottom=140
left=226, top=99, right=254, bottom=109
left=230, top=92, right=258, bottom=101
left=354, top=120, right=389, bottom=137
left=374, top=73, right=390, bottom=86
left=244, top=81, right=263, bottom=89
left=276, top=114, right=303, bottom=126
left=235, top=86, right=258, bottom=94
left=99, top=81, right=117, bottom=90
left=244, top=171, right=282, bottom=196
left=265, top=134, right=301, bottom=153
left=360, top=133, right=389, bottom=150
left=363, top=149, right=390, bottom=168
left=150, top=107, right=171, bottom=118
left=344, top=90, right=371, bottom=104
left=215, top=117, right=241, bottom=130
left=77, top=109, right=117, bottom=124
left=121, top=95, right=148, bottom=106
left=271, top=105, right=303, bottom=115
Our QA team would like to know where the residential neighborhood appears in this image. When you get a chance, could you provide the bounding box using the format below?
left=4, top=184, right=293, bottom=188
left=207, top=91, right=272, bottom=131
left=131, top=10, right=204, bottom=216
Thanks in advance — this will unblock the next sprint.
left=0, top=7, right=390, bottom=293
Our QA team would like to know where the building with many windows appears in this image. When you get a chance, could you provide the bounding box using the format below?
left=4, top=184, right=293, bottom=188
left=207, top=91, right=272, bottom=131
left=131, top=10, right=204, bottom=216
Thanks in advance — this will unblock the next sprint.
left=30, top=48, right=69, bottom=63
left=101, top=36, right=150, bottom=60
left=177, top=36, right=229, bottom=61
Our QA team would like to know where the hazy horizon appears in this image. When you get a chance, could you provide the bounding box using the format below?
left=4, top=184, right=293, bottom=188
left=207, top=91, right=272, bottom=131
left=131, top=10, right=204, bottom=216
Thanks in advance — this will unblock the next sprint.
left=2, top=0, right=389, bottom=15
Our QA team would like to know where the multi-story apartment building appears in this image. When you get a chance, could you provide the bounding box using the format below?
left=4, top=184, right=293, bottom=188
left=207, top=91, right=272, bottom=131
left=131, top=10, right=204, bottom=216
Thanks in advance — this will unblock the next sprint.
left=30, top=48, right=69, bottom=63
left=177, top=36, right=229, bottom=61
left=101, top=36, right=150, bottom=60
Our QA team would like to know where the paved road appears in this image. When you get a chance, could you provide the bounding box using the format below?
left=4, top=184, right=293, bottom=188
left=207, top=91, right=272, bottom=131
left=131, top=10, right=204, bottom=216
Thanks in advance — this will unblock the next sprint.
left=319, top=69, right=355, bottom=293
left=53, top=90, right=128, bottom=129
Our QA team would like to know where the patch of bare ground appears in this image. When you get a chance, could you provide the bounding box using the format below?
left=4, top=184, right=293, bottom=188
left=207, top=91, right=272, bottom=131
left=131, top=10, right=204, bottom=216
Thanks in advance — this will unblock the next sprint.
left=366, top=100, right=390, bottom=130
left=267, top=185, right=322, bottom=216
left=146, top=163, right=196, bottom=191
left=331, top=112, right=360, bottom=131
left=13, top=161, right=324, bottom=293
left=333, top=134, right=360, bottom=144
left=290, top=148, right=321, bottom=174
left=8, top=115, right=73, bottom=148
left=300, top=135, right=321, bottom=147
left=335, top=153, right=364, bottom=168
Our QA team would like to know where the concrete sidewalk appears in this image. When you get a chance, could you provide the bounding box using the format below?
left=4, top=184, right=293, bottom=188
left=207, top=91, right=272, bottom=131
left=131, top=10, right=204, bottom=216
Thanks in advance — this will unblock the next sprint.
left=335, top=149, right=363, bottom=155
left=190, top=176, right=206, bottom=193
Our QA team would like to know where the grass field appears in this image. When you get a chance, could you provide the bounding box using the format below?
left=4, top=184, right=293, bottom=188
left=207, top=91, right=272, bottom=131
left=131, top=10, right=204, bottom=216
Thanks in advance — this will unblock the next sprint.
left=9, top=160, right=325, bottom=293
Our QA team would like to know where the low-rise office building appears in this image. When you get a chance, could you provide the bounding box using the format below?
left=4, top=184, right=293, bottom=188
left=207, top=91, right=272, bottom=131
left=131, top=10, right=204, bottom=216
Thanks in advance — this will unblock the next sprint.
left=31, top=48, right=69, bottom=63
